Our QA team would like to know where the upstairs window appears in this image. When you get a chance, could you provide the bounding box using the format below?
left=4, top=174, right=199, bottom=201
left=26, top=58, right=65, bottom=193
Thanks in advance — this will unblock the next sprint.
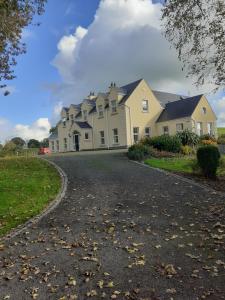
left=70, top=114, right=74, bottom=123
left=202, top=107, right=207, bottom=114
left=113, top=128, right=119, bottom=144
left=111, top=100, right=117, bottom=113
left=145, top=127, right=151, bottom=137
left=62, top=118, right=66, bottom=127
left=133, top=127, right=139, bottom=143
left=98, top=105, right=104, bottom=117
left=66, top=112, right=69, bottom=120
left=83, top=110, right=88, bottom=121
left=85, top=132, right=89, bottom=140
left=176, top=123, right=184, bottom=132
left=142, top=100, right=149, bottom=112
left=100, top=131, right=105, bottom=145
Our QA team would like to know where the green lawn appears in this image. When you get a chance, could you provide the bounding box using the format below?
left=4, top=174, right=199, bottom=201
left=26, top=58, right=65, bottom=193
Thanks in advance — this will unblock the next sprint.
left=0, top=157, right=61, bottom=236
left=145, top=156, right=225, bottom=176
left=218, top=127, right=225, bottom=136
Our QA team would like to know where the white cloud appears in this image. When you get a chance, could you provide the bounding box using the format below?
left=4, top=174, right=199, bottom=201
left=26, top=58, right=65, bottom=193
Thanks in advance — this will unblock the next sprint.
left=0, top=118, right=51, bottom=144
left=210, top=96, right=225, bottom=127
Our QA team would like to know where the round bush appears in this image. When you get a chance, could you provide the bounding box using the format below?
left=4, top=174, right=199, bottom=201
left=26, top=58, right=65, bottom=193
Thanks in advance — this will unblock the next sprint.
left=127, top=149, right=144, bottom=161
left=197, top=145, right=221, bottom=179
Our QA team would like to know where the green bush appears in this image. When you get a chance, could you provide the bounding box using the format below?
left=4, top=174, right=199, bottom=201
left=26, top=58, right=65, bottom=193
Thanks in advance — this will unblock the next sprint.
left=180, top=145, right=193, bottom=155
left=139, top=137, right=152, bottom=146
left=197, top=145, right=221, bottom=179
left=128, top=144, right=151, bottom=161
left=200, top=134, right=217, bottom=142
left=149, top=135, right=181, bottom=153
left=217, top=136, right=225, bottom=144
left=176, top=129, right=200, bottom=146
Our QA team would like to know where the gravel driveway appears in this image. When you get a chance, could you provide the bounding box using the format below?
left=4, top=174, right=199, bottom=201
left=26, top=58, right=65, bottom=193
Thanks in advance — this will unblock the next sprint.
left=0, top=150, right=225, bottom=300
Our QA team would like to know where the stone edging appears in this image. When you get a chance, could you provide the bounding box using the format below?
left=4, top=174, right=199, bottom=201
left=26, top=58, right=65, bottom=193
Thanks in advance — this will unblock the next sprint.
left=1, top=158, right=68, bottom=241
left=130, top=160, right=225, bottom=198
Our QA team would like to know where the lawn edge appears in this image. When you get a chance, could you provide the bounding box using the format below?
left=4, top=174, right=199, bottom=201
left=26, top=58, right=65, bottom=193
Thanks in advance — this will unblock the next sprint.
left=1, top=158, right=68, bottom=241
left=130, top=160, right=225, bottom=198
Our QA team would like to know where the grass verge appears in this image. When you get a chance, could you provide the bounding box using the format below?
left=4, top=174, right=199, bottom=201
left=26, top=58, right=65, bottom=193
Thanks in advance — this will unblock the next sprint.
left=0, top=157, right=61, bottom=236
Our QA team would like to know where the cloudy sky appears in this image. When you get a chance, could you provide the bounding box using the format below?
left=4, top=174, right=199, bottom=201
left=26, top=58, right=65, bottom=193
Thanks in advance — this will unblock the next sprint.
left=0, top=0, right=225, bottom=143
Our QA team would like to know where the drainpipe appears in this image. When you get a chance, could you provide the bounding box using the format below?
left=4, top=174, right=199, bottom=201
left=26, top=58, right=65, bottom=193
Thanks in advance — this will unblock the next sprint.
left=106, top=107, right=110, bottom=149
left=124, top=104, right=132, bottom=146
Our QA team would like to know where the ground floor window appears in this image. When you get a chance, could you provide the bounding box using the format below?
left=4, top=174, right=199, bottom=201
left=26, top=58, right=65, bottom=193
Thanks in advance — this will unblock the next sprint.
left=133, top=127, right=139, bottom=143
left=207, top=122, right=213, bottom=136
left=197, top=122, right=203, bottom=136
left=176, top=123, right=184, bottom=132
left=64, top=138, right=67, bottom=150
left=85, top=132, right=89, bottom=140
left=145, top=127, right=151, bottom=137
left=163, top=126, right=169, bottom=135
left=113, top=128, right=119, bottom=144
left=51, top=141, right=55, bottom=151
left=56, top=140, right=59, bottom=151
left=100, top=131, right=105, bottom=145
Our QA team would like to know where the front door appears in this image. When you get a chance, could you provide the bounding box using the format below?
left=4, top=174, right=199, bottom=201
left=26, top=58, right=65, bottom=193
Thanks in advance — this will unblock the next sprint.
left=73, top=134, right=79, bottom=151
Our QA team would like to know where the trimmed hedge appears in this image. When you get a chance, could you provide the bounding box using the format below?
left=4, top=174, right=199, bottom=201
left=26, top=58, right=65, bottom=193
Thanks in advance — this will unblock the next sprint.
left=149, top=135, right=181, bottom=153
left=197, top=145, right=220, bottom=179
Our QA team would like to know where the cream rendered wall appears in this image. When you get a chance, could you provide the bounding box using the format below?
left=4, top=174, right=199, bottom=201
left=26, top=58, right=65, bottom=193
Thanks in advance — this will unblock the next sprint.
left=191, top=96, right=217, bottom=136
left=156, top=117, right=192, bottom=135
left=125, top=80, right=163, bottom=146
left=58, top=121, right=70, bottom=152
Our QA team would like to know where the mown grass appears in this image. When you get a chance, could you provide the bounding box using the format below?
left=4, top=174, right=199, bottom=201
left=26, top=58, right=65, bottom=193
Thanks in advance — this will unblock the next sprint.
left=218, top=127, right=225, bottom=136
left=145, top=155, right=225, bottom=176
left=0, top=157, right=61, bottom=236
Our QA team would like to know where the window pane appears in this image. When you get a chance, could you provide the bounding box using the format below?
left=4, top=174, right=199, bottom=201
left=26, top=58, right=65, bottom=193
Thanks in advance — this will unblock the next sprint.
left=142, top=100, right=148, bottom=112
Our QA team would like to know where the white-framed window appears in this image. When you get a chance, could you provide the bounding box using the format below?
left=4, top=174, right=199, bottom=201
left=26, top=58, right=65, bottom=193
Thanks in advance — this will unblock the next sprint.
left=113, top=128, right=119, bottom=144
left=64, top=138, right=67, bottom=150
left=66, top=112, right=69, bottom=120
left=207, top=122, right=213, bottom=135
left=133, top=127, right=139, bottom=143
left=83, top=110, right=87, bottom=121
left=62, top=117, right=66, bottom=127
left=100, top=131, right=105, bottom=145
left=142, top=100, right=149, bottom=112
left=98, top=105, right=104, bottom=117
left=56, top=140, right=59, bottom=151
left=70, top=114, right=74, bottom=123
left=202, top=107, right=207, bottom=114
left=197, top=122, right=203, bottom=136
left=176, top=123, right=184, bottom=132
left=145, top=127, right=151, bottom=137
left=163, top=126, right=169, bottom=135
left=111, top=100, right=117, bottom=113
left=85, top=132, right=89, bottom=140
left=51, top=141, right=55, bottom=151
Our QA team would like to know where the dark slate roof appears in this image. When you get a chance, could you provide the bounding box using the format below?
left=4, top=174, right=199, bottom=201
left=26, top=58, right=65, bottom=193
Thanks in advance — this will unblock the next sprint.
left=152, top=90, right=188, bottom=108
left=83, top=99, right=97, bottom=106
left=119, top=79, right=143, bottom=104
left=75, top=121, right=92, bottom=129
left=70, top=104, right=81, bottom=110
left=156, top=95, right=203, bottom=123
left=62, top=107, right=69, bottom=111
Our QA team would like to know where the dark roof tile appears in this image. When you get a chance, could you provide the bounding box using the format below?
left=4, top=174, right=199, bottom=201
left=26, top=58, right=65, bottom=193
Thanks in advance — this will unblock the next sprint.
left=75, top=121, right=92, bottom=129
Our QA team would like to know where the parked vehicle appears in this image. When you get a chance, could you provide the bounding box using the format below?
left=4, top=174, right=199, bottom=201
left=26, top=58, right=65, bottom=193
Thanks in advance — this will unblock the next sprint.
left=38, top=147, right=51, bottom=155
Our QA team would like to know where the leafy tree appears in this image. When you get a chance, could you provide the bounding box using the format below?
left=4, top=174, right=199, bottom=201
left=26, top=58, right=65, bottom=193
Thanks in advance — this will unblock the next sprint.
left=0, top=0, right=46, bottom=89
left=162, top=0, right=225, bottom=90
left=28, top=139, right=40, bottom=148
left=41, top=138, right=49, bottom=147
left=11, top=137, right=25, bottom=148
left=49, top=126, right=57, bottom=134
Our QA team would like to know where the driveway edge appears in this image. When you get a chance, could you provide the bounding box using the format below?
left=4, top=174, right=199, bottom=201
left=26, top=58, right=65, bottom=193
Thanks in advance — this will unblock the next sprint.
left=130, top=160, right=225, bottom=198
left=1, top=158, right=68, bottom=241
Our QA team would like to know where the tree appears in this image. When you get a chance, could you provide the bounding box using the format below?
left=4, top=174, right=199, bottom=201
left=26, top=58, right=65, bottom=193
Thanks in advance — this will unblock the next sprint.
left=41, top=138, right=49, bottom=147
left=28, top=139, right=40, bottom=148
left=11, top=137, right=25, bottom=148
left=49, top=126, right=57, bottom=134
left=0, top=0, right=46, bottom=89
left=162, top=0, right=225, bottom=90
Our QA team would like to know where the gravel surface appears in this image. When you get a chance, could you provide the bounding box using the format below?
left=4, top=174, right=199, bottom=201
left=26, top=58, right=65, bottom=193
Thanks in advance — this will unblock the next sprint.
left=0, top=150, right=225, bottom=300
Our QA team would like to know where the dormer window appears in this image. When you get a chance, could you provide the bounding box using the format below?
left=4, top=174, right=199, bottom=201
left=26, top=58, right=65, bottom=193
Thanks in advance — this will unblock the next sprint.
left=62, top=117, right=66, bottom=128
left=142, top=100, right=149, bottom=112
left=202, top=107, right=207, bottom=114
left=70, top=114, right=74, bottom=123
left=98, top=105, right=104, bottom=117
left=111, top=100, right=117, bottom=113
left=66, top=112, right=69, bottom=120
left=83, top=110, right=87, bottom=121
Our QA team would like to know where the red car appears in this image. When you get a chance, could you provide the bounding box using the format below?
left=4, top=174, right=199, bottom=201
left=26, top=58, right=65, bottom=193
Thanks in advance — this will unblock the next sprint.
left=38, top=147, right=51, bottom=155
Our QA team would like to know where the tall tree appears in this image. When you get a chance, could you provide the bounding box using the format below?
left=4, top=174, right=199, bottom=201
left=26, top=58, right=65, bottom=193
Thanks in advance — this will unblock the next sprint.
left=11, top=137, right=25, bottom=148
left=162, top=0, right=225, bottom=90
left=28, top=139, right=40, bottom=148
left=0, top=0, right=46, bottom=90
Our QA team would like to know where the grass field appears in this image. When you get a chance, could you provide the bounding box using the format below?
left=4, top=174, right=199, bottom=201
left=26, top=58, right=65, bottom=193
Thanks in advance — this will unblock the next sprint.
left=0, top=157, right=61, bottom=236
left=145, top=156, right=225, bottom=177
left=218, top=127, right=225, bottom=136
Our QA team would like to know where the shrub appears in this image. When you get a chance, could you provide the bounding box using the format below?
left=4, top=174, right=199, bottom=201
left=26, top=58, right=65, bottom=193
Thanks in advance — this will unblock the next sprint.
left=127, top=143, right=151, bottom=161
left=176, top=129, right=200, bottom=146
left=200, top=134, right=217, bottom=142
left=149, top=135, right=181, bottom=153
left=217, top=136, right=225, bottom=145
left=180, top=145, right=193, bottom=155
left=190, top=159, right=201, bottom=174
left=139, top=137, right=152, bottom=146
left=201, top=139, right=217, bottom=146
left=197, top=145, right=221, bottom=179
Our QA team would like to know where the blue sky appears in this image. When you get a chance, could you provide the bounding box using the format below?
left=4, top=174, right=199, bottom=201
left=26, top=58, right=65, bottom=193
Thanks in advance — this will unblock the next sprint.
left=0, top=0, right=224, bottom=142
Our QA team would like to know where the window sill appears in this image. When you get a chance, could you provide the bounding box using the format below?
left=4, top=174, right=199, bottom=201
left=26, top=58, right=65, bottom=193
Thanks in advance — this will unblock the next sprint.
left=142, top=110, right=149, bottom=113
left=111, top=112, right=118, bottom=116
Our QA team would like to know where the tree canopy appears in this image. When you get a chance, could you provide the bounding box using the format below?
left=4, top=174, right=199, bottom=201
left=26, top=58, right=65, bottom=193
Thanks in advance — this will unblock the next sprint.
left=11, top=137, right=25, bottom=148
left=162, top=0, right=225, bottom=90
left=28, top=139, right=40, bottom=148
left=0, top=0, right=46, bottom=89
